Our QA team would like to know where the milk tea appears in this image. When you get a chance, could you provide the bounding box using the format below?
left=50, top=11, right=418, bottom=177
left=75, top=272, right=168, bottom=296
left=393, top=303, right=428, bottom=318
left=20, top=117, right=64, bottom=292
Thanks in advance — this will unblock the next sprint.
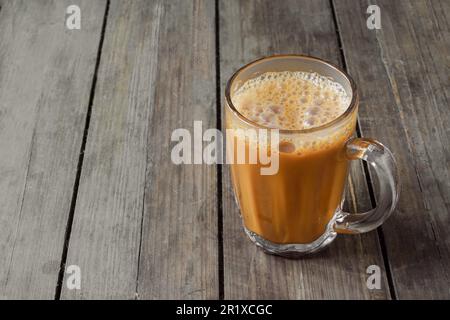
left=227, top=71, right=356, bottom=244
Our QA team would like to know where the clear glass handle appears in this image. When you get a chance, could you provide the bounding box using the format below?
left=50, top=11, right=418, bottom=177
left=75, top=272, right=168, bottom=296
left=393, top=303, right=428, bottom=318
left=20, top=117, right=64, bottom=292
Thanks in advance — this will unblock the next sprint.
left=334, top=137, right=400, bottom=234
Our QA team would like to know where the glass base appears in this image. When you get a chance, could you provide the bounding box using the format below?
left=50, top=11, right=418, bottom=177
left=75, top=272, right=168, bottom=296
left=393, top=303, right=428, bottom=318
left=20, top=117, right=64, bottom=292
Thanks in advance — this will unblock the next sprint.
left=243, top=220, right=337, bottom=258
left=234, top=192, right=342, bottom=258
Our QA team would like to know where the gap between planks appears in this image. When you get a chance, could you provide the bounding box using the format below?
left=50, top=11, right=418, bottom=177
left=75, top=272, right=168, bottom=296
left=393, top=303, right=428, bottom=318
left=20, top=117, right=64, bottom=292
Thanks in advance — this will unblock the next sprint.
left=215, top=0, right=225, bottom=300
left=329, top=0, right=396, bottom=299
left=54, top=0, right=111, bottom=300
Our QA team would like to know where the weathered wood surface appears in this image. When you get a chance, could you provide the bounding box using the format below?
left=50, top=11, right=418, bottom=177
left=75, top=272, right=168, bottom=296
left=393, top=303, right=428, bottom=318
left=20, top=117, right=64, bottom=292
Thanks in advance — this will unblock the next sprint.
left=333, top=0, right=450, bottom=299
left=0, top=0, right=106, bottom=299
left=219, top=0, right=389, bottom=299
left=62, top=0, right=218, bottom=299
left=0, top=0, right=448, bottom=300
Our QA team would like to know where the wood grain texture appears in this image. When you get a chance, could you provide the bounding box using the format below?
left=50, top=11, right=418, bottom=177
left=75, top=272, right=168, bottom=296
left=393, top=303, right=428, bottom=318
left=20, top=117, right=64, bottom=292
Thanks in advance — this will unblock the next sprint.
left=62, top=0, right=218, bottom=299
left=333, top=0, right=450, bottom=299
left=220, top=0, right=389, bottom=299
left=136, top=0, right=218, bottom=299
left=0, top=0, right=106, bottom=299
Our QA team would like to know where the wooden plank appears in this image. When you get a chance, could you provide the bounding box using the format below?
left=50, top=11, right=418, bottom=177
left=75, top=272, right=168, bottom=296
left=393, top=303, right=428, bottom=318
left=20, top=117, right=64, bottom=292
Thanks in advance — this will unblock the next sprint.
left=136, top=0, right=218, bottom=299
left=220, top=0, right=389, bottom=299
left=0, top=0, right=106, bottom=299
left=62, top=0, right=218, bottom=299
left=333, top=0, right=450, bottom=299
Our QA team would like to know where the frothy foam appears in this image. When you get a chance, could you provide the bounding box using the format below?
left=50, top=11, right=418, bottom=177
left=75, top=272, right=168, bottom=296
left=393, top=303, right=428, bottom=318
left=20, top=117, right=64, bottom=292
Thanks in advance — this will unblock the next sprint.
left=232, top=71, right=350, bottom=130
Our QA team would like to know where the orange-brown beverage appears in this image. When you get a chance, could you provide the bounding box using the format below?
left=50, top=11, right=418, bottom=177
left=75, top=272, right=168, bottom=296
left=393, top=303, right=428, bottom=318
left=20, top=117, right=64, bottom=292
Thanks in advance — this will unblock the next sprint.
left=226, top=56, right=399, bottom=257
left=227, top=69, right=356, bottom=245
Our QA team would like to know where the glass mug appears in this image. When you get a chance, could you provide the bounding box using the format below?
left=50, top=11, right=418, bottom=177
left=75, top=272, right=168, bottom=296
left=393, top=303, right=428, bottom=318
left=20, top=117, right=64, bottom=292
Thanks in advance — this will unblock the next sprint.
left=225, top=55, right=399, bottom=257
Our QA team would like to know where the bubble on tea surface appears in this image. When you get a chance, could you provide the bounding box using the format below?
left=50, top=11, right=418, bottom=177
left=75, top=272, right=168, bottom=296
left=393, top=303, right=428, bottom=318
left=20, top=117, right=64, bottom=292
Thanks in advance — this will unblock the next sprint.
left=269, top=105, right=282, bottom=114
left=261, top=111, right=275, bottom=124
left=231, top=70, right=350, bottom=134
left=305, top=106, right=320, bottom=116
left=313, top=98, right=323, bottom=106
left=303, top=117, right=317, bottom=128
left=279, top=141, right=296, bottom=153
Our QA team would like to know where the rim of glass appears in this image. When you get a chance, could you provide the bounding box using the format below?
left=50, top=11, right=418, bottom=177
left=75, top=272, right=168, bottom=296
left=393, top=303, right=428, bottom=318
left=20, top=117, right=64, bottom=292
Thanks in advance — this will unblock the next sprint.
left=225, top=54, right=358, bottom=134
